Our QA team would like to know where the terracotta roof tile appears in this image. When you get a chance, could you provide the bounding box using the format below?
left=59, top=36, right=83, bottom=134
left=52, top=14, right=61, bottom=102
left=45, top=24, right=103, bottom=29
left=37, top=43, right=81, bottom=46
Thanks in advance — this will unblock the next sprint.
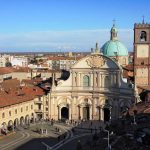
left=47, top=56, right=83, bottom=61
left=0, top=67, right=14, bottom=75
left=0, top=80, right=45, bottom=108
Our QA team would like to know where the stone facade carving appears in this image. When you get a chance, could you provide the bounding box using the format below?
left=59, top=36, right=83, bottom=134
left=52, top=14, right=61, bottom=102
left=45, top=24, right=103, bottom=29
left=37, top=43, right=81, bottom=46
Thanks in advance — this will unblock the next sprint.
left=86, top=55, right=105, bottom=68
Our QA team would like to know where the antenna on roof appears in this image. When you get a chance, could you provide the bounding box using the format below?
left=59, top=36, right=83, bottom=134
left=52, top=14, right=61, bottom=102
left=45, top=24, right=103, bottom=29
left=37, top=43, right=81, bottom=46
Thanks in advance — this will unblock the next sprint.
left=142, top=15, right=145, bottom=24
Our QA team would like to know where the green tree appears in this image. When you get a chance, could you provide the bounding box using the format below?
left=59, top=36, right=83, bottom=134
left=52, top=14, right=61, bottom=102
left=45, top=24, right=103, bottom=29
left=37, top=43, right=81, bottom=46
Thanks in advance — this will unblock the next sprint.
left=5, top=61, right=12, bottom=67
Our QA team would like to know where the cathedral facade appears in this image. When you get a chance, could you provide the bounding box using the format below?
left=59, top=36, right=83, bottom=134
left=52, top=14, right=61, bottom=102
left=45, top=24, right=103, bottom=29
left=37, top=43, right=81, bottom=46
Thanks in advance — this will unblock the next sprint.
left=48, top=49, right=134, bottom=122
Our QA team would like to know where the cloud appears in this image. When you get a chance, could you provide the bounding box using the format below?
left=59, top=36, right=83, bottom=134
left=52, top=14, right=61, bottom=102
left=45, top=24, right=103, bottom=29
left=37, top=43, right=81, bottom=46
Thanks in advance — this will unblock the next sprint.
left=0, top=29, right=133, bottom=52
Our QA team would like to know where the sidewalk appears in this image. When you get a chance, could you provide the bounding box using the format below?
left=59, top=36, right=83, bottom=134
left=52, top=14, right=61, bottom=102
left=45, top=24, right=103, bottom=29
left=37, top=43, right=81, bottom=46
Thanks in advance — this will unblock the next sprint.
left=0, top=131, right=16, bottom=140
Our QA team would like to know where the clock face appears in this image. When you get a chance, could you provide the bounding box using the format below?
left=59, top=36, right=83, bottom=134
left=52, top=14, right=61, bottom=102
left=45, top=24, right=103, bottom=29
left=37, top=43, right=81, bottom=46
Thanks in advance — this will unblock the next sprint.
left=137, top=45, right=149, bottom=58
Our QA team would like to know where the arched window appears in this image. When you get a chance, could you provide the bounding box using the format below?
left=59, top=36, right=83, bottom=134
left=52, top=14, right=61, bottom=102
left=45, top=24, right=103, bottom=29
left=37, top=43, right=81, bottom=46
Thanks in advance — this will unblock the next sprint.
left=2, top=112, right=5, bottom=118
left=9, top=111, right=11, bottom=116
left=83, top=75, right=90, bottom=87
left=140, top=31, right=147, bottom=42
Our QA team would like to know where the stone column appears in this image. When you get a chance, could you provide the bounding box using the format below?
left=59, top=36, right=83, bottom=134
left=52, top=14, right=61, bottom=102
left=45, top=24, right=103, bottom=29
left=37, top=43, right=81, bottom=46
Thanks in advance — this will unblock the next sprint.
left=90, top=73, right=93, bottom=86
left=51, top=97, right=56, bottom=119
left=93, top=72, right=97, bottom=87
left=100, top=74, right=102, bottom=87
left=98, top=107, right=101, bottom=121
left=69, top=105, right=72, bottom=120
left=78, top=106, right=81, bottom=120
left=110, top=74, right=113, bottom=87
left=97, top=73, right=100, bottom=87
left=80, top=74, right=83, bottom=87
left=100, top=107, right=104, bottom=120
left=92, top=99, right=95, bottom=119
left=80, top=107, right=83, bottom=119
left=58, top=106, right=60, bottom=120
left=113, top=74, right=116, bottom=87
left=77, top=72, right=80, bottom=87
left=101, top=75, right=104, bottom=88
left=72, top=72, right=75, bottom=86
left=90, top=105, right=92, bottom=120
left=72, top=97, right=76, bottom=119
left=117, top=72, right=120, bottom=87
left=48, top=93, right=51, bottom=119
left=71, top=100, right=73, bottom=120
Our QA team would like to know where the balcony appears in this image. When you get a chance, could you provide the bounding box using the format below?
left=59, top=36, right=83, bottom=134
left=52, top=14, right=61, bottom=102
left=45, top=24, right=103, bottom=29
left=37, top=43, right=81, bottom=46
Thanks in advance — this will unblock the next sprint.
left=34, top=100, right=42, bottom=104
left=34, top=109, right=42, bottom=113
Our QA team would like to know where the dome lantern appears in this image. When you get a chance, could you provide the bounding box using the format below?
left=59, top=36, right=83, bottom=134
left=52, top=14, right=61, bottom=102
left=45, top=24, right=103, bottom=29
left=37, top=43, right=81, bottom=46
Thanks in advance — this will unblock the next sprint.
left=101, top=23, right=128, bottom=57
left=110, top=21, right=118, bottom=41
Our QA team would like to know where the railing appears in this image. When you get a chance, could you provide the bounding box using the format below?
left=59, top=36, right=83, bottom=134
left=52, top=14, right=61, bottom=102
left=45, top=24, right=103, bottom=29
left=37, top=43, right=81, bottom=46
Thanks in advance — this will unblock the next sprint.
left=34, top=109, right=42, bottom=113
left=34, top=100, right=42, bottom=104
left=54, top=86, right=133, bottom=94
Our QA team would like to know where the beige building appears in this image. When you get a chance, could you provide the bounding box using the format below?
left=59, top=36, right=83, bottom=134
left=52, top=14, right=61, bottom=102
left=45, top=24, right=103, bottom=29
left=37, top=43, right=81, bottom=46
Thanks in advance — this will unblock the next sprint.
left=48, top=49, right=134, bottom=122
left=0, top=81, right=46, bottom=132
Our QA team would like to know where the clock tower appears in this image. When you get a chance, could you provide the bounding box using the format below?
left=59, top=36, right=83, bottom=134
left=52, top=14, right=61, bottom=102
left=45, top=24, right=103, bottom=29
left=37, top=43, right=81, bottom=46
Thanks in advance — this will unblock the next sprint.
left=134, top=21, right=150, bottom=86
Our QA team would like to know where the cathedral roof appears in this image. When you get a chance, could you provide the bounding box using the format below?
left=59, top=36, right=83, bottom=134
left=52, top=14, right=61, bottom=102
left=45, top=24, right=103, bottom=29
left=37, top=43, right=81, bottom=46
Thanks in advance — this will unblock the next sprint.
left=101, top=24, right=128, bottom=57
left=101, top=40, right=128, bottom=56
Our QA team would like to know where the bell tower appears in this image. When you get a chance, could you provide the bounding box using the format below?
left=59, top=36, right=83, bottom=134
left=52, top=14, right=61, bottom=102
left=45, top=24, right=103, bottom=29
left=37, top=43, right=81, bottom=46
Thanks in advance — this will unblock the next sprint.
left=134, top=20, right=150, bottom=86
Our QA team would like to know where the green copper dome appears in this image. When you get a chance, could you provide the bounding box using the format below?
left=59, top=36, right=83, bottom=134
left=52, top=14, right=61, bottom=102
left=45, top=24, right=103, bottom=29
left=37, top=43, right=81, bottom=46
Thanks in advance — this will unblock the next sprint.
left=101, top=24, right=128, bottom=57
left=101, top=40, right=128, bottom=56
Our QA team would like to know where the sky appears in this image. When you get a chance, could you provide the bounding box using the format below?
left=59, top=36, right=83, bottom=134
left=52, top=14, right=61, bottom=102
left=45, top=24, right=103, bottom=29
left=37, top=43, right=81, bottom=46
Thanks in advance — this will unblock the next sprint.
left=0, top=0, right=149, bottom=52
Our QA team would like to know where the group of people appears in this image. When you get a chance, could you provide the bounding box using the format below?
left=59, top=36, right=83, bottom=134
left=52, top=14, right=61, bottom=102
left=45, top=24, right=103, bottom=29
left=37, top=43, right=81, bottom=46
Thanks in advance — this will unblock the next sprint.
left=1, top=128, right=7, bottom=135
left=55, top=127, right=61, bottom=133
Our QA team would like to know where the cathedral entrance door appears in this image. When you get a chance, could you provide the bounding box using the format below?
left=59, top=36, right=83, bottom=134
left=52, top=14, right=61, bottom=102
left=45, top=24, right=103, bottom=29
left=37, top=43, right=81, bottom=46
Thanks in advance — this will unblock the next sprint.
left=83, top=107, right=90, bottom=120
left=61, top=107, right=69, bottom=120
left=104, top=108, right=110, bottom=122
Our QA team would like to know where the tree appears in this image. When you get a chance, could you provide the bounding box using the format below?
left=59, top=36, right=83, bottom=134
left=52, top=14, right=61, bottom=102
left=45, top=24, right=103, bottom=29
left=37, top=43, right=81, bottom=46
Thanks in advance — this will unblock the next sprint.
left=5, top=61, right=12, bottom=67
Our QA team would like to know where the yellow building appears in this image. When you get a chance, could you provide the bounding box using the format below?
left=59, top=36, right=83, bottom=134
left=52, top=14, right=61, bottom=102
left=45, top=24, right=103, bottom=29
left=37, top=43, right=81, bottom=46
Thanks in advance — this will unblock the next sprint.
left=0, top=80, right=46, bottom=132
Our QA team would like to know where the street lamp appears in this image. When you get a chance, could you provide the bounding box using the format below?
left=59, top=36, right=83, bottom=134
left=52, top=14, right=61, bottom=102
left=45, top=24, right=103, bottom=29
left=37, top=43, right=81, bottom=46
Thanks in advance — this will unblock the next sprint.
left=133, top=115, right=137, bottom=125
left=104, top=129, right=112, bottom=150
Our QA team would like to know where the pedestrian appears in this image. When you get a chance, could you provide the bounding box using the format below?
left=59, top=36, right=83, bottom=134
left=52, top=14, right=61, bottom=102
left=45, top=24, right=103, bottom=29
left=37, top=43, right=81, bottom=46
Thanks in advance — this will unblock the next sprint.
left=95, top=127, right=97, bottom=133
left=99, top=126, right=102, bottom=132
left=55, top=127, right=57, bottom=132
left=63, top=135, right=66, bottom=144
left=64, top=134, right=66, bottom=140
left=72, top=128, right=75, bottom=133
left=57, top=128, right=59, bottom=132
left=76, top=140, right=82, bottom=150
left=58, top=135, right=60, bottom=142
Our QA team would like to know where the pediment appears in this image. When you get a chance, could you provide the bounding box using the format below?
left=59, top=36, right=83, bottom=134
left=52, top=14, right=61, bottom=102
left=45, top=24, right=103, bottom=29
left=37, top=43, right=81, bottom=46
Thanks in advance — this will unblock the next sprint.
left=72, top=54, right=119, bottom=69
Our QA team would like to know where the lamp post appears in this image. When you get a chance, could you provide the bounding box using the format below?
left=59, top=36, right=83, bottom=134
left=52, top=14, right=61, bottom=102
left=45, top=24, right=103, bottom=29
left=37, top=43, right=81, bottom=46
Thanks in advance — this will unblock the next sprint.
left=104, top=129, right=111, bottom=150
left=133, top=115, right=136, bottom=125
